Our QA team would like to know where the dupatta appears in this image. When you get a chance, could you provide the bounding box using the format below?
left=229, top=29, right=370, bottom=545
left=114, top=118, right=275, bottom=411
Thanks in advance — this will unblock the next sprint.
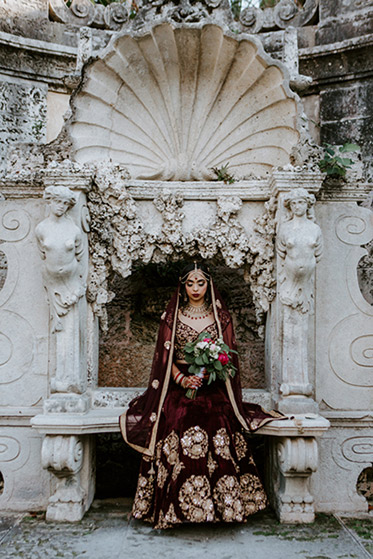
left=119, top=280, right=284, bottom=457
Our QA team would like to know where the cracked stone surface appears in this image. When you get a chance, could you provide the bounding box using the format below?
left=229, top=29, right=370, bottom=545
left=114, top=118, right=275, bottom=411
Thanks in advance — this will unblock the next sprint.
left=0, top=500, right=372, bottom=559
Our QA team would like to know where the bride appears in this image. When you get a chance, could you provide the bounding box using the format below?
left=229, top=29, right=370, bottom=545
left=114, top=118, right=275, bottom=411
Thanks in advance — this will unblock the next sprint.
left=120, top=262, right=283, bottom=529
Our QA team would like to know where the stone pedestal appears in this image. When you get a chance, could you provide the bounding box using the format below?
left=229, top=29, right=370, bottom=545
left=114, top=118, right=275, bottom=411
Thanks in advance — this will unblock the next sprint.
left=275, top=436, right=318, bottom=523
left=41, top=434, right=94, bottom=522
left=261, top=415, right=330, bottom=524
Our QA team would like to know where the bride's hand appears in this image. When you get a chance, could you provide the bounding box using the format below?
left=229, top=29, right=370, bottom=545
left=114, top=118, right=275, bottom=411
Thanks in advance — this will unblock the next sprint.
left=183, top=375, right=203, bottom=389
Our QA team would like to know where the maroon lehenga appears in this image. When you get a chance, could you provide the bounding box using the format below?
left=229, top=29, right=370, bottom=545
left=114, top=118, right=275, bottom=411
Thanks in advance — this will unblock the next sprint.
left=120, top=282, right=283, bottom=529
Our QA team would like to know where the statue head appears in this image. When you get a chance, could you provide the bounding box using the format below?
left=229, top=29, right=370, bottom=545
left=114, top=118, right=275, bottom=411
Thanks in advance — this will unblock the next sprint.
left=43, top=186, right=77, bottom=217
left=284, top=188, right=316, bottom=220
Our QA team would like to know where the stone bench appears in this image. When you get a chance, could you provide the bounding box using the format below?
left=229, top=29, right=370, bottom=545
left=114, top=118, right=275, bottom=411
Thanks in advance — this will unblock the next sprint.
left=31, top=388, right=330, bottom=524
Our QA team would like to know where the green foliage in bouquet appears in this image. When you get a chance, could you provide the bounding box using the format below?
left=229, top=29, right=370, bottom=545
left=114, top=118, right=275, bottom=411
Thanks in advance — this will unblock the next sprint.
left=184, top=331, right=237, bottom=385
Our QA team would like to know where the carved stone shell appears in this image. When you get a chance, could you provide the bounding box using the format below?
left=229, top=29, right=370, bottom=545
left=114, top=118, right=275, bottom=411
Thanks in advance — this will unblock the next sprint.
left=69, top=23, right=300, bottom=180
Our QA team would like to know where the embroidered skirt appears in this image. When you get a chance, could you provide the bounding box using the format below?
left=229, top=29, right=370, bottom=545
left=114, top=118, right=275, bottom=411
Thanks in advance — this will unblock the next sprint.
left=132, top=366, right=268, bottom=529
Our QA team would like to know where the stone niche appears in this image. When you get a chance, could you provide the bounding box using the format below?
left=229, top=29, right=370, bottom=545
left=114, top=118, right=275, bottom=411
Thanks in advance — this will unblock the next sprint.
left=99, top=263, right=266, bottom=389
left=69, top=23, right=301, bottom=180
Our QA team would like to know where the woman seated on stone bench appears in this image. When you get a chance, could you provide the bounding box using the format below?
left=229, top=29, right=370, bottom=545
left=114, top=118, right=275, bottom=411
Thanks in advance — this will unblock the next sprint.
left=120, top=262, right=283, bottom=529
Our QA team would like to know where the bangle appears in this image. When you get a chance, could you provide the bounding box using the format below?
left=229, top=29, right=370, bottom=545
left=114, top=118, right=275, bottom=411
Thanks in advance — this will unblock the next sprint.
left=174, top=371, right=185, bottom=385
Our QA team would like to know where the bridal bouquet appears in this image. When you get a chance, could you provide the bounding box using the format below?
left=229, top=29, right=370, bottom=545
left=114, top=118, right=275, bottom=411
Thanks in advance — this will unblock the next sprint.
left=183, top=331, right=237, bottom=399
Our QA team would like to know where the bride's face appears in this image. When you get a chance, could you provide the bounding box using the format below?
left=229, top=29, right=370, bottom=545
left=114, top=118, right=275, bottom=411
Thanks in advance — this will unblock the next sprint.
left=185, top=272, right=208, bottom=305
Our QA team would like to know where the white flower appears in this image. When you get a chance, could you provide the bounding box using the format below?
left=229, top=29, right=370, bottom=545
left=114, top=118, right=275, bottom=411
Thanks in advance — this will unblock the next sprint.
left=210, top=343, right=216, bottom=352
left=196, top=341, right=208, bottom=350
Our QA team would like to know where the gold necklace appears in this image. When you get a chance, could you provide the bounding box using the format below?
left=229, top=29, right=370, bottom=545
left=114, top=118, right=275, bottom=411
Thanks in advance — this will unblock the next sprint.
left=182, top=302, right=211, bottom=320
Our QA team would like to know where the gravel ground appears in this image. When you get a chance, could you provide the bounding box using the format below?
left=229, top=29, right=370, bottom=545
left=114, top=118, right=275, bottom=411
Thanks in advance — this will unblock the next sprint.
left=0, top=500, right=372, bottom=559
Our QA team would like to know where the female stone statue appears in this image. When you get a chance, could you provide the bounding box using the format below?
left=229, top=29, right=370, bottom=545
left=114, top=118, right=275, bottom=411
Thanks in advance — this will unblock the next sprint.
left=36, top=185, right=86, bottom=333
left=277, top=188, right=323, bottom=314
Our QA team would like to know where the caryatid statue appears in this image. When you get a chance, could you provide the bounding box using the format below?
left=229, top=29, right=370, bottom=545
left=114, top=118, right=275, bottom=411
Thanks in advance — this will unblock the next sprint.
left=276, top=188, right=323, bottom=410
left=36, top=185, right=87, bottom=394
left=277, top=188, right=323, bottom=313
left=36, top=186, right=86, bottom=333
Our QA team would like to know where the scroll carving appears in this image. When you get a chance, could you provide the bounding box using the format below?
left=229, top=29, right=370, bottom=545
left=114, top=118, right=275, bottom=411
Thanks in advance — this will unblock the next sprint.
left=41, top=435, right=86, bottom=522
left=239, top=0, right=319, bottom=33
left=0, top=209, right=31, bottom=243
left=274, top=436, right=318, bottom=523
left=42, top=435, right=83, bottom=473
left=50, top=0, right=318, bottom=31
left=341, top=437, right=373, bottom=464
left=49, top=0, right=128, bottom=30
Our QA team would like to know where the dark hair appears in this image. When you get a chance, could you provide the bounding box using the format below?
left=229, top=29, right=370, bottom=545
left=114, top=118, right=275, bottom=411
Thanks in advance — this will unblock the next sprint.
left=179, top=261, right=211, bottom=305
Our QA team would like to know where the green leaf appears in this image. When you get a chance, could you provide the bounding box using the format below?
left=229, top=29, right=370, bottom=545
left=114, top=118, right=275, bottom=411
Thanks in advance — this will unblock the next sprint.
left=325, top=146, right=335, bottom=156
left=195, top=355, right=204, bottom=366
left=214, top=360, right=223, bottom=371
left=202, top=353, right=209, bottom=364
left=184, top=345, right=194, bottom=353
left=339, top=143, right=360, bottom=153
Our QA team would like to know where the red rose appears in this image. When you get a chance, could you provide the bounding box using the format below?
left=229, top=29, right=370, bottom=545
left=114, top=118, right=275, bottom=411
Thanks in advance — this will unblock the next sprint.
left=203, top=337, right=212, bottom=343
left=218, top=352, right=229, bottom=366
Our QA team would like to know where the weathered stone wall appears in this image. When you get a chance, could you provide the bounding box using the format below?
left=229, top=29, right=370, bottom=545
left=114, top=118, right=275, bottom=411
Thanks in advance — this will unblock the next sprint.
left=0, top=79, right=47, bottom=166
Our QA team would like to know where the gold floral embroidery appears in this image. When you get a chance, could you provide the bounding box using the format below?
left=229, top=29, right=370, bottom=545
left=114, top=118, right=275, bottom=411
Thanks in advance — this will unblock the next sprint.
left=163, top=431, right=179, bottom=465
left=174, top=321, right=218, bottom=361
left=171, top=459, right=185, bottom=481
left=154, top=510, right=168, bottom=529
left=154, top=504, right=182, bottom=529
left=157, top=463, right=168, bottom=489
left=233, top=432, right=248, bottom=461
left=152, top=379, right=159, bottom=389
left=132, top=475, right=154, bottom=518
left=179, top=475, right=214, bottom=523
left=213, top=428, right=232, bottom=461
left=155, top=440, right=163, bottom=461
left=181, top=426, right=208, bottom=459
left=213, top=475, right=244, bottom=522
left=165, top=503, right=181, bottom=525
left=240, top=473, right=267, bottom=515
left=207, top=452, right=217, bottom=476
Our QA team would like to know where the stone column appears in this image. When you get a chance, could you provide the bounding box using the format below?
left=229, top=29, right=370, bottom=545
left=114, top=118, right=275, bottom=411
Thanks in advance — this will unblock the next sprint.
left=35, top=173, right=94, bottom=521
left=36, top=183, right=89, bottom=400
